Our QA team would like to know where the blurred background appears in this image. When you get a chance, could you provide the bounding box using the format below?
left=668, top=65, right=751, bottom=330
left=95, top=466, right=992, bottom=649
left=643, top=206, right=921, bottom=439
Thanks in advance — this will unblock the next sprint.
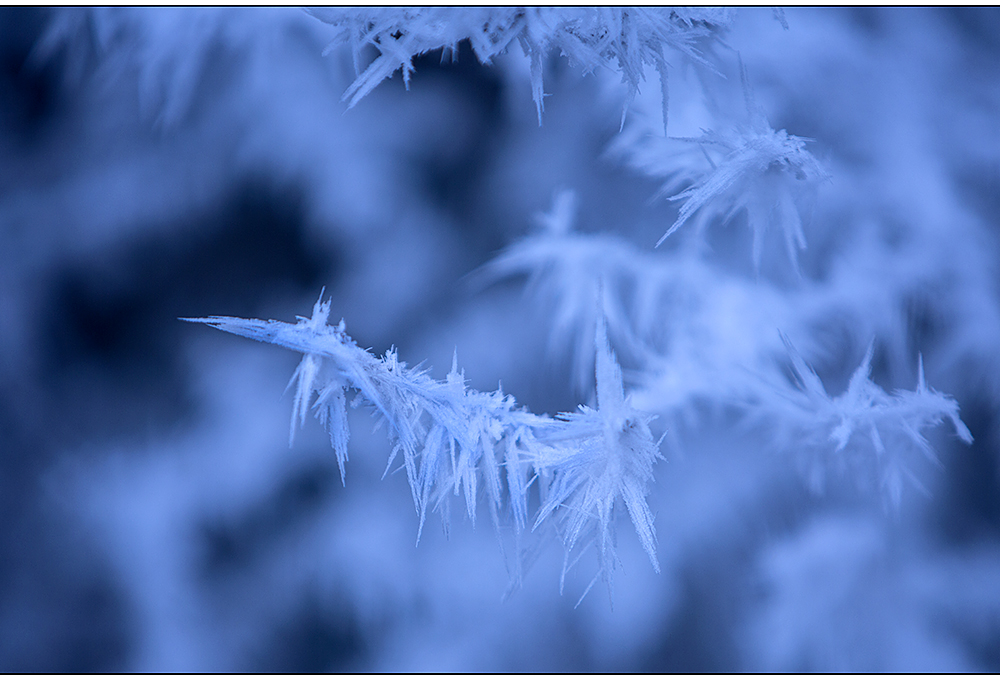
left=1, top=7, right=999, bottom=672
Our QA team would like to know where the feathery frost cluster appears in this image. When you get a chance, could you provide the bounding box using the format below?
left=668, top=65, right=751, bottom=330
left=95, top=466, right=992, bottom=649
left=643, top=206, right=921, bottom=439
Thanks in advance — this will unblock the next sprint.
left=758, top=337, right=973, bottom=507
left=188, top=294, right=662, bottom=594
left=651, top=65, right=827, bottom=268
left=309, top=6, right=733, bottom=124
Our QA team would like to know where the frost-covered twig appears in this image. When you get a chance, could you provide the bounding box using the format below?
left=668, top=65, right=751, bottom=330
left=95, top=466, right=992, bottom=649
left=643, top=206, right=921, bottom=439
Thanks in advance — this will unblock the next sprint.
left=483, top=192, right=972, bottom=511
left=309, top=6, right=733, bottom=125
left=183, top=295, right=663, bottom=590
left=753, top=336, right=973, bottom=507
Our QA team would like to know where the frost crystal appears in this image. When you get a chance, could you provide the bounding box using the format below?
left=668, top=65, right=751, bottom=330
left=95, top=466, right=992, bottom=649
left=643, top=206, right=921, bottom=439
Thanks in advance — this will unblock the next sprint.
left=185, top=294, right=663, bottom=592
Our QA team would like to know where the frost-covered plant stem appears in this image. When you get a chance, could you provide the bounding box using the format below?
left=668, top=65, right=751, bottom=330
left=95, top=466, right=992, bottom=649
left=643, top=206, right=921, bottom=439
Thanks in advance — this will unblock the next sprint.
left=309, top=6, right=733, bottom=125
left=749, top=336, right=973, bottom=508
left=184, top=295, right=662, bottom=588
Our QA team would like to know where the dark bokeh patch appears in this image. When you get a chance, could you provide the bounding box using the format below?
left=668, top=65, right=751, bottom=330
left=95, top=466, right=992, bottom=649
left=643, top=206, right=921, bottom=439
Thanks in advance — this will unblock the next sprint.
left=39, top=179, right=331, bottom=445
